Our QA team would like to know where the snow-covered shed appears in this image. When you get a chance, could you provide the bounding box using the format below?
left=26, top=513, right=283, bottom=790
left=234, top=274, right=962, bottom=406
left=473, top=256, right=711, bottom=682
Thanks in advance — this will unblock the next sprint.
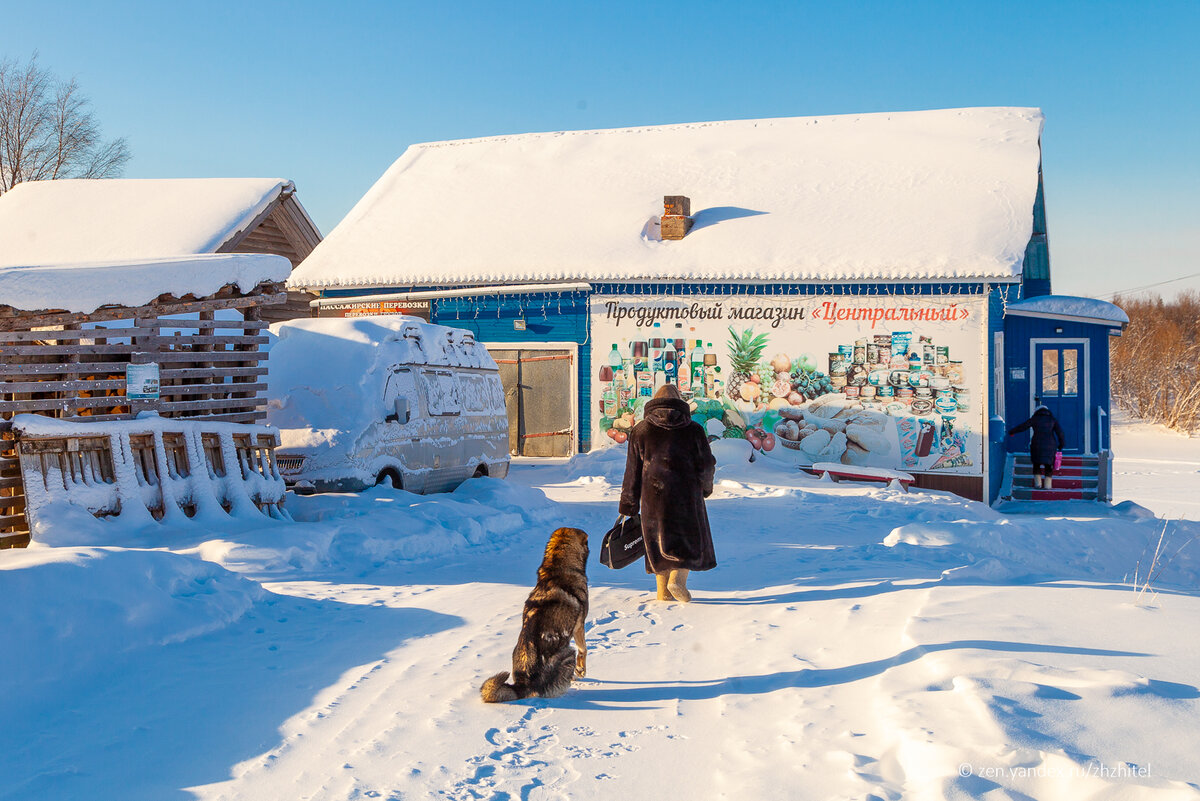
left=288, top=107, right=1113, bottom=503
left=0, top=253, right=292, bottom=546
left=0, top=178, right=322, bottom=322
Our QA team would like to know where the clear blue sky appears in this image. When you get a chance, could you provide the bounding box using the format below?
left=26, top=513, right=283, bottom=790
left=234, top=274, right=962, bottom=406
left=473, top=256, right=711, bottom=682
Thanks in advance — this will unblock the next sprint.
left=9, top=0, right=1199, bottom=299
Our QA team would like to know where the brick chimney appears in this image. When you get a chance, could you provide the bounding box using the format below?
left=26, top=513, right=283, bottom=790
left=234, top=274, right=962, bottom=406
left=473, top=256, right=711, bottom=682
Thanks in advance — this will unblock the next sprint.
left=660, top=195, right=694, bottom=240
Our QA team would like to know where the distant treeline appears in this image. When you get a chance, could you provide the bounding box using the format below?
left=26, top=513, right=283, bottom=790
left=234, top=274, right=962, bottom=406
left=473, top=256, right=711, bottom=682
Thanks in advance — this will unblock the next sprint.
left=1112, top=291, right=1200, bottom=432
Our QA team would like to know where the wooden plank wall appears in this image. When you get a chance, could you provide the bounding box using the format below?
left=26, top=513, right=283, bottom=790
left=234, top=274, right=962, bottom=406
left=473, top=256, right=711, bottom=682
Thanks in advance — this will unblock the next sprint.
left=0, top=282, right=285, bottom=546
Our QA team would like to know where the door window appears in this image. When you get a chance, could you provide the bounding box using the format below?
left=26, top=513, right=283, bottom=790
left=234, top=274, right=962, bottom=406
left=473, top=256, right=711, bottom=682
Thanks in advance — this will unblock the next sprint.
left=1041, top=349, right=1059, bottom=395
left=1062, top=349, right=1079, bottom=396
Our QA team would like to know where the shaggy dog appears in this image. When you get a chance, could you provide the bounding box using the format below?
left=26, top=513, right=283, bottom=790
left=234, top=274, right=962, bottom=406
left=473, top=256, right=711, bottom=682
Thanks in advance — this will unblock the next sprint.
left=480, top=527, right=589, bottom=702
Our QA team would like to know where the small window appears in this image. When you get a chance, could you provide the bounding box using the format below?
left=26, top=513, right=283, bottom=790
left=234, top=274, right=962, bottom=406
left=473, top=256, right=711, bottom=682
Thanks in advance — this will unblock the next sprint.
left=1041, top=350, right=1059, bottom=396
left=1062, top=349, right=1079, bottom=396
left=419, top=369, right=461, bottom=416
left=460, top=374, right=489, bottom=413
left=384, top=367, right=419, bottom=414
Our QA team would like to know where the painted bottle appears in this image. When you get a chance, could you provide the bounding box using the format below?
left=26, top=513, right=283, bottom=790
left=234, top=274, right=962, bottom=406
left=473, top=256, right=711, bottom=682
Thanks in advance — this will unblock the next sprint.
left=704, top=344, right=718, bottom=397
left=649, top=323, right=666, bottom=372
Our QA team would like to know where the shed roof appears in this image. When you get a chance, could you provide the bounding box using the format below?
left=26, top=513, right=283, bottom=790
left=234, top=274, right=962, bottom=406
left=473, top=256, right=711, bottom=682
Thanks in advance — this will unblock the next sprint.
left=0, top=178, right=300, bottom=267
left=0, top=253, right=292, bottom=314
left=1005, top=295, right=1129, bottom=326
left=290, top=107, right=1045, bottom=290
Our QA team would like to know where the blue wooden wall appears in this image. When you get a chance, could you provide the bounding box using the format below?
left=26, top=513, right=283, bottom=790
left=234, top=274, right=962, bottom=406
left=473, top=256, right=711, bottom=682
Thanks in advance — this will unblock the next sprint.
left=1003, top=314, right=1117, bottom=455
left=430, top=290, right=592, bottom=451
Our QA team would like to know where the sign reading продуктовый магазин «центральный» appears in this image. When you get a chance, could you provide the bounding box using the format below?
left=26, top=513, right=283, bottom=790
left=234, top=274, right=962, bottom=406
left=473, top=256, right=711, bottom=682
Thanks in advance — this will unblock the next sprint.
left=590, top=294, right=984, bottom=476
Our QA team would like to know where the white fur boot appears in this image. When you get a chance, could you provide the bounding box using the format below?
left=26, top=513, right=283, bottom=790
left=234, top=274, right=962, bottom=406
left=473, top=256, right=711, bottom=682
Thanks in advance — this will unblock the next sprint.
left=667, top=569, right=691, bottom=603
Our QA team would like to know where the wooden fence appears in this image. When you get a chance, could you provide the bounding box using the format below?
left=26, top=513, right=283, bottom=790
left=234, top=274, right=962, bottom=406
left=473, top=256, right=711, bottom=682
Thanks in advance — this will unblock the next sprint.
left=0, top=281, right=285, bottom=546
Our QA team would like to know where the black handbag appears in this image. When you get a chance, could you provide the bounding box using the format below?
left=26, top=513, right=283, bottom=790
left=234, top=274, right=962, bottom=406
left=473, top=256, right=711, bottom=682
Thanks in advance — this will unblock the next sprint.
left=600, top=514, right=645, bottom=569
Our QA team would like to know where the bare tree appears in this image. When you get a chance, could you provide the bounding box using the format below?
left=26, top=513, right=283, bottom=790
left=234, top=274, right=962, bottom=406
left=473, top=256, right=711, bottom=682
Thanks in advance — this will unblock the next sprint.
left=0, top=53, right=130, bottom=193
left=1112, top=290, right=1200, bottom=432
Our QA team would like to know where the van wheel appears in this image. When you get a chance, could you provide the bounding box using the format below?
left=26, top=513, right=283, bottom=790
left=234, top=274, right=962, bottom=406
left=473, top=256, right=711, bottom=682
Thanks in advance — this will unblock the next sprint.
left=472, top=465, right=488, bottom=478
left=375, top=469, right=402, bottom=490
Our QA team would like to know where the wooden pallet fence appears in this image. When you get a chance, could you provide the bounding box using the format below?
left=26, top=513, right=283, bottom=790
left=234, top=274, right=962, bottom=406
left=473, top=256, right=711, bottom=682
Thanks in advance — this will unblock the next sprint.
left=0, top=281, right=284, bottom=546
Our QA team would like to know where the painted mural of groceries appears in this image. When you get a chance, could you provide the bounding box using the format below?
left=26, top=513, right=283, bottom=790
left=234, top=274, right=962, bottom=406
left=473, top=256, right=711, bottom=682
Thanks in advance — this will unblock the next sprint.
left=815, top=331, right=973, bottom=470
left=597, top=323, right=726, bottom=443
left=597, top=323, right=973, bottom=472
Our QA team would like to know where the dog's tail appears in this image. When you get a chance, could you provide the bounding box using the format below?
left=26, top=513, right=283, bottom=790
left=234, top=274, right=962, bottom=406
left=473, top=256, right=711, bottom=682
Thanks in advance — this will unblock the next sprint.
left=480, top=671, right=524, bottom=703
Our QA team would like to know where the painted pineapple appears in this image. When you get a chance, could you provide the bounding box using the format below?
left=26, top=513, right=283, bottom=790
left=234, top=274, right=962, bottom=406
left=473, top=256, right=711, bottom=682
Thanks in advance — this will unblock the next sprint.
left=725, top=326, right=770, bottom=402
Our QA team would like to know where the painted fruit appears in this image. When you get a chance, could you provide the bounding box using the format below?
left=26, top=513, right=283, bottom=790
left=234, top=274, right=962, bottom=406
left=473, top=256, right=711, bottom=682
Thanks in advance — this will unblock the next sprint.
left=606, top=427, right=618, bottom=440
left=771, top=379, right=792, bottom=398
left=740, top=382, right=762, bottom=402
left=612, top=430, right=628, bottom=444
left=745, top=430, right=762, bottom=449
left=771, top=353, right=792, bottom=373
left=760, top=433, right=776, bottom=451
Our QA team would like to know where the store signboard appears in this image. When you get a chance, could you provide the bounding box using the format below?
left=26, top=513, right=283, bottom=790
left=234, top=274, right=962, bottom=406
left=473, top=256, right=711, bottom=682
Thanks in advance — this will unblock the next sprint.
left=317, top=299, right=431, bottom=319
left=589, top=294, right=986, bottom=476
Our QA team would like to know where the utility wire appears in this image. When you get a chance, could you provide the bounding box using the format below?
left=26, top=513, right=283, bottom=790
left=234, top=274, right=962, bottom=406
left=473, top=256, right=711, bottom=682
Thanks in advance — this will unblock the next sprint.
left=1098, top=271, right=1200, bottom=300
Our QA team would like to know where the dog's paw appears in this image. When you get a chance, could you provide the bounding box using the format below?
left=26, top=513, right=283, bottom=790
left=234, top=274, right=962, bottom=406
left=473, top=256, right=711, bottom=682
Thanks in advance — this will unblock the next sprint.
left=575, top=663, right=586, bottom=678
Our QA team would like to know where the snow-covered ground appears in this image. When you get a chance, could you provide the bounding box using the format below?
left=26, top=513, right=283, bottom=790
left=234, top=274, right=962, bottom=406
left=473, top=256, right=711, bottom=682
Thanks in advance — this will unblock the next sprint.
left=1111, top=412, right=1200, bottom=522
left=3, top=422, right=1199, bottom=800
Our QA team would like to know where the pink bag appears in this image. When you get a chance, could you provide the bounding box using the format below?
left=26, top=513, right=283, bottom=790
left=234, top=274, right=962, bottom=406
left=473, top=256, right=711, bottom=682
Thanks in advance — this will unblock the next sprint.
left=1053, top=451, right=1063, bottom=472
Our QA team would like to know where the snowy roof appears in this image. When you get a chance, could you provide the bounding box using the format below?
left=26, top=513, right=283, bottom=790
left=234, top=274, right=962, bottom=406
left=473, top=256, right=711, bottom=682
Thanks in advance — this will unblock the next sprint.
left=0, top=178, right=291, bottom=267
left=290, top=107, right=1044, bottom=289
left=1006, top=295, right=1129, bottom=325
left=0, top=254, right=292, bottom=313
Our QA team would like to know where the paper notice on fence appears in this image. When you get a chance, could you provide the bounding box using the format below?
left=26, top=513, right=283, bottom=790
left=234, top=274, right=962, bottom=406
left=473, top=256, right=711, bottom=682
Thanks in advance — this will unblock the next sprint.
left=126, top=362, right=160, bottom=400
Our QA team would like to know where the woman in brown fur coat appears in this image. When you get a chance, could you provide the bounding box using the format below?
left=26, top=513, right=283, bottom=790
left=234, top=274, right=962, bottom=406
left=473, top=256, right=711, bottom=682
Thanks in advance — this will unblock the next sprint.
left=618, top=384, right=717, bottom=602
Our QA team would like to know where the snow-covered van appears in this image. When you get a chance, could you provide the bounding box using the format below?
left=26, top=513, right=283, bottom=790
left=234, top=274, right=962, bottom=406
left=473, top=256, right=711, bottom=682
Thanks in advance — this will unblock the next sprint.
left=266, top=316, right=510, bottom=493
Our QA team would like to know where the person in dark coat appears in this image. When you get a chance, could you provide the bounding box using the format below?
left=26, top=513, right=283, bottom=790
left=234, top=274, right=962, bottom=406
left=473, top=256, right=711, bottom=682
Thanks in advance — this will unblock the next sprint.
left=619, top=384, right=717, bottom=602
left=1008, top=405, right=1066, bottom=490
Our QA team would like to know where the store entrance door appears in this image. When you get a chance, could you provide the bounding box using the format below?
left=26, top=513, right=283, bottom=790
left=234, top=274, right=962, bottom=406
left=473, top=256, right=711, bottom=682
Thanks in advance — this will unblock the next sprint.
left=1032, top=339, right=1088, bottom=453
left=489, top=347, right=576, bottom=457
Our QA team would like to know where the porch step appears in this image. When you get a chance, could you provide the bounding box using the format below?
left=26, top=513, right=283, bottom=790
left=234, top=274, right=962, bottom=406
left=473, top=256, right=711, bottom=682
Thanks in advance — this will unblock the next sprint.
left=1014, top=466, right=1097, bottom=479
left=1012, top=488, right=1094, bottom=501
left=1007, top=453, right=1104, bottom=502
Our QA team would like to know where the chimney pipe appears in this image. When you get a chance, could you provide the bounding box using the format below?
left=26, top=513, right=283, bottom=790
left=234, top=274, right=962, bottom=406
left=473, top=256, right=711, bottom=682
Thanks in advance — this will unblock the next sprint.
left=661, top=195, right=693, bottom=240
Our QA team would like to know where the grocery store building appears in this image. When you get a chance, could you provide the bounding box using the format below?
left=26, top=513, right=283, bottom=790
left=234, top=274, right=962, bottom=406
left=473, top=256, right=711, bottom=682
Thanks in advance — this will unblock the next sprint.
left=287, top=107, right=1125, bottom=503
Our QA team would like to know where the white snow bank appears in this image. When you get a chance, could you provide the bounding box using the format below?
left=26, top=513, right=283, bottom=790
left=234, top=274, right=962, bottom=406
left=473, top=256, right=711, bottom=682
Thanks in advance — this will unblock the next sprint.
left=0, top=546, right=264, bottom=686
left=251, top=478, right=559, bottom=574
left=886, top=509, right=1200, bottom=587
left=1006, top=294, right=1130, bottom=324
left=0, top=177, right=289, bottom=267
left=0, top=253, right=291, bottom=313
left=291, top=107, right=1044, bottom=288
